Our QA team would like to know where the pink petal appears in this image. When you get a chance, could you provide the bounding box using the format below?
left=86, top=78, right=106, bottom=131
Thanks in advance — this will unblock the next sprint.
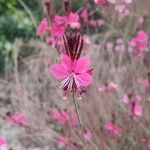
left=122, top=95, right=129, bottom=104
left=74, top=57, right=91, bottom=73
left=74, top=73, right=93, bottom=87
left=50, top=64, right=69, bottom=79
left=36, top=18, right=48, bottom=36
left=61, top=55, right=73, bottom=71
left=133, top=102, right=143, bottom=117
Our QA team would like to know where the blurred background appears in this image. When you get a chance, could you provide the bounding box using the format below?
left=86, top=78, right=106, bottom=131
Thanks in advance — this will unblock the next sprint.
left=0, top=0, right=150, bottom=149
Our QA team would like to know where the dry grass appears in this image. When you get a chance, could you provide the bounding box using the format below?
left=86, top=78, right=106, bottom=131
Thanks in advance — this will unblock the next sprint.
left=0, top=0, right=150, bottom=149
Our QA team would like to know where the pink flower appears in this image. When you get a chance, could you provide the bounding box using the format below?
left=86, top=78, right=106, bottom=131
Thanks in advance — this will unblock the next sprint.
left=94, top=0, right=107, bottom=5
left=132, top=101, right=143, bottom=117
left=128, top=31, right=148, bottom=55
left=53, top=15, right=67, bottom=26
left=81, top=9, right=88, bottom=23
left=0, top=136, right=6, bottom=146
left=50, top=33, right=93, bottom=93
left=105, top=122, right=122, bottom=137
left=84, top=131, right=92, bottom=141
left=50, top=55, right=92, bottom=93
left=51, top=26, right=65, bottom=36
left=5, top=112, right=27, bottom=126
left=122, top=94, right=129, bottom=104
left=50, top=108, right=69, bottom=124
left=106, top=42, right=114, bottom=52
left=0, top=136, right=7, bottom=150
left=123, top=0, right=133, bottom=4
left=67, top=12, right=80, bottom=29
left=57, top=137, right=68, bottom=149
left=36, top=18, right=48, bottom=36
left=50, top=108, right=77, bottom=125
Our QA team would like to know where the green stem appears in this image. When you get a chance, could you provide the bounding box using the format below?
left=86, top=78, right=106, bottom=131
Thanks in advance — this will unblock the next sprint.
left=72, top=90, right=87, bottom=150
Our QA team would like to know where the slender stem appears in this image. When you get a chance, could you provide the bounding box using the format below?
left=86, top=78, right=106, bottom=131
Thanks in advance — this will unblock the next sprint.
left=72, top=90, right=87, bottom=150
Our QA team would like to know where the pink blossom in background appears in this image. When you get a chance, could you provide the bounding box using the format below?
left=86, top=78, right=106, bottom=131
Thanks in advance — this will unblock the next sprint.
left=132, top=101, right=143, bottom=117
left=0, top=136, right=7, bottom=150
left=50, top=108, right=69, bottom=124
left=94, top=0, right=107, bottom=5
left=105, top=122, right=122, bottom=137
left=81, top=9, right=88, bottom=23
left=99, top=82, right=118, bottom=93
left=123, top=0, right=133, bottom=4
left=57, top=137, right=68, bottom=149
left=128, top=31, right=148, bottom=56
left=67, top=12, right=80, bottom=29
left=36, top=18, right=48, bottom=36
left=50, top=108, right=77, bottom=125
left=5, top=112, right=27, bottom=126
left=139, top=79, right=150, bottom=88
left=106, top=42, right=114, bottom=52
left=84, top=131, right=92, bottom=141
left=122, top=94, right=129, bottom=104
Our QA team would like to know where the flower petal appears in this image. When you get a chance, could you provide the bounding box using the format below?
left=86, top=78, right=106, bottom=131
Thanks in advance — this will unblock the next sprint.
left=50, top=64, right=69, bottom=79
left=61, top=55, right=73, bottom=71
left=74, top=57, right=91, bottom=73
left=74, top=73, right=93, bottom=87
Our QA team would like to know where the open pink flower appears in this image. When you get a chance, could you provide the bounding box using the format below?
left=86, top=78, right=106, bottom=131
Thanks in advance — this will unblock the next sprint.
left=67, top=12, right=80, bottom=29
left=105, top=122, right=122, bottom=137
left=50, top=54, right=92, bottom=93
left=36, top=18, right=48, bottom=36
left=50, top=32, right=93, bottom=93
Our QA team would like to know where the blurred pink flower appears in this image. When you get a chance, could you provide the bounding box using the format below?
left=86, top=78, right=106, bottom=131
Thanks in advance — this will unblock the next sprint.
left=128, top=31, right=148, bottom=55
left=99, top=82, right=118, bottom=93
left=67, top=12, right=80, bottom=29
left=122, top=94, right=129, bottom=104
left=81, top=9, right=88, bottom=23
left=105, top=122, right=122, bottom=137
left=36, top=18, right=48, bottom=36
left=51, top=26, right=65, bottom=36
left=132, top=101, right=143, bottom=117
left=94, top=0, right=107, bottom=5
left=84, top=131, right=92, bottom=141
left=50, top=54, right=92, bottom=93
left=139, top=78, right=150, bottom=91
left=5, top=112, right=27, bottom=126
left=57, top=137, right=68, bottom=149
left=50, top=108, right=69, bottom=124
left=123, top=0, right=133, bottom=4
left=0, top=136, right=6, bottom=146
left=0, top=136, right=7, bottom=150
left=50, top=108, right=77, bottom=125
left=106, top=42, right=114, bottom=52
